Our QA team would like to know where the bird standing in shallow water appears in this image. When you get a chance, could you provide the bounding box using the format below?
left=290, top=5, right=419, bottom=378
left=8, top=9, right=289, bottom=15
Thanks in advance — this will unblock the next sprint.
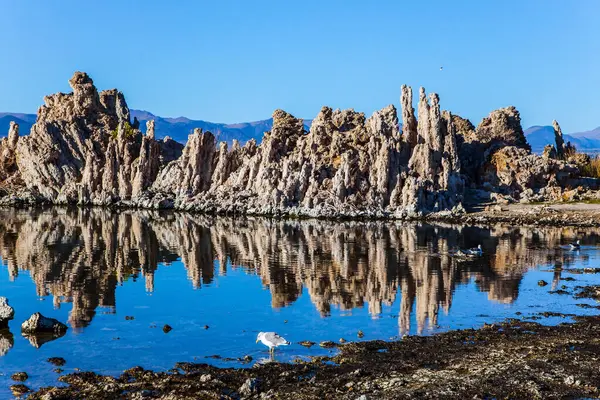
left=256, top=332, right=290, bottom=354
left=569, top=240, right=581, bottom=250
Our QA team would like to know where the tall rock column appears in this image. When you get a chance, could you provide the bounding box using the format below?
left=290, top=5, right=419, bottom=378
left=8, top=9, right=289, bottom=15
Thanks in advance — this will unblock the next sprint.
left=0, top=122, right=20, bottom=182
left=552, top=120, right=566, bottom=159
left=401, top=85, right=417, bottom=148
left=400, top=87, right=464, bottom=215
left=132, top=121, right=160, bottom=197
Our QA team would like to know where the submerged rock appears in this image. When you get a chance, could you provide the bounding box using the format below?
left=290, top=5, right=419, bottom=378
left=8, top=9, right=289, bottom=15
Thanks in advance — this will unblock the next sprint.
left=0, top=297, right=14, bottom=328
left=47, top=357, right=67, bottom=366
left=21, top=312, right=68, bottom=334
left=10, top=384, right=30, bottom=397
left=11, top=372, right=29, bottom=382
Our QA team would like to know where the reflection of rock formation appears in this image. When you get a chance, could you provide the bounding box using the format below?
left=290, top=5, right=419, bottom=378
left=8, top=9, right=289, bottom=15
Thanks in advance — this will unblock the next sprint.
left=21, top=332, right=66, bottom=349
left=0, top=329, right=13, bottom=356
left=0, top=209, right=596, bottom=333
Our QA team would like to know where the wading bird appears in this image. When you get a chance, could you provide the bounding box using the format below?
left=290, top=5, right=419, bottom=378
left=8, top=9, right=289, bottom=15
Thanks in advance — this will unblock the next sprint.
left=256, top=332, right=290, bottom=354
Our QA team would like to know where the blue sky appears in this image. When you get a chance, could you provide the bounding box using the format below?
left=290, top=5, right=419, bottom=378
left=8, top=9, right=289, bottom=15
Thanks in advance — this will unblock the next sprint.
left=1, top=0, right=598, bottom=132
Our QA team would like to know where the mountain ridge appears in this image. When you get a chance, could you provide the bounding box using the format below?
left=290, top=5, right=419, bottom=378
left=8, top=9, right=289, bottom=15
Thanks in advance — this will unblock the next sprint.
left=1, top=110, right=597, bottom=153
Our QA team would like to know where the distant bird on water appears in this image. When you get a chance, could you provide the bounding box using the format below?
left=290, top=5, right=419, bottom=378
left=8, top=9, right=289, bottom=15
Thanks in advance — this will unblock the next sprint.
left=256, top=332, right=290, bottom=353
left=464, top=244, right=483, bottom=256
left=440, top=66, right=443, bottom=71
left=569, top=240, right=581, bottom=250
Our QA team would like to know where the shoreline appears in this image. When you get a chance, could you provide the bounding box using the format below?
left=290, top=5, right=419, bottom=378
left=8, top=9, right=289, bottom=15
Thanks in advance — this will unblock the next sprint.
left=1, top=205, right=598, bottom=398
left=3, top=201, right=600, bottom=227
left=25, top=312, right=600, bottom=399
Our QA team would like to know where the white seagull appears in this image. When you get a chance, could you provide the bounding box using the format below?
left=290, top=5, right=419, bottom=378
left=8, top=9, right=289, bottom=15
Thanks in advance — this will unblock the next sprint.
left=256, top=332, right=290, bottom=353
left=569, top=240, right=581, bottom=250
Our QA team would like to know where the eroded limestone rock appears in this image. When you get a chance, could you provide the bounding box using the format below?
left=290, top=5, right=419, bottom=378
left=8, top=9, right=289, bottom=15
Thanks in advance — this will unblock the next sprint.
left=21, top=312, right=68, bottom=334
left=0, top=71, right=597, bottom=216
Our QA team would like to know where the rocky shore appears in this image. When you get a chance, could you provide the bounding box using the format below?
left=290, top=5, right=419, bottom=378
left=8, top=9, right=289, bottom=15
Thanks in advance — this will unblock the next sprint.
left=25, top=312, right=600, bottom=399
left=1, top=72, right=598, bottom=218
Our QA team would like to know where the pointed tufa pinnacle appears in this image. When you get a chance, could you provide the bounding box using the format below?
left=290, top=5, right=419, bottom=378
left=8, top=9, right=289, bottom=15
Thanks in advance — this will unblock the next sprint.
left=400, top=85, right=417, bottom=147
left=146, top=120, right=155, bottom=140
left=552, top=120, right=565, bottom=159
left=7, top=122, right=19, bottom=148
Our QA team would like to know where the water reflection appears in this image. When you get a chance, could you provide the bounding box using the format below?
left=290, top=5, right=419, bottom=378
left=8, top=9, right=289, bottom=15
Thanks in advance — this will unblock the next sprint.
left=0, top=208, right=596, bottom=336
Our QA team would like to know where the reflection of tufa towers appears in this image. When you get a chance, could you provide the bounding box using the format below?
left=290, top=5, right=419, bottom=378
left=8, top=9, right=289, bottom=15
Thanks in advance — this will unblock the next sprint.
left=0, top=209, right=595, bottom=332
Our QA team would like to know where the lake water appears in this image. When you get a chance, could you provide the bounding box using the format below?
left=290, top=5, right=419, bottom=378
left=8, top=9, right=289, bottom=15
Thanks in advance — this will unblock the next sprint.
left=1, top=208, right=600, bottom=396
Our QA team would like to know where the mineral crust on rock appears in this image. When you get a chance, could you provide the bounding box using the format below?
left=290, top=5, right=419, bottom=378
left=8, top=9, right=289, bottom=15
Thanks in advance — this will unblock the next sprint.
left=21, top=312, right=68, bottom=334
left=0, top=72, right=598, bottom=216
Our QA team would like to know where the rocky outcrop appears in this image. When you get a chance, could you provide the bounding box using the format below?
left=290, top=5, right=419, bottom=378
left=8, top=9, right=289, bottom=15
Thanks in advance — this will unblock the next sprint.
left=474, top=106, right=529, bottom=150
left=552, top=120, right=566, bottom=159
left=481, top=146, right=580, bottom=200
left=0, top=297, right=14, bottom=328
left=0, top=72, right=598, bottom=215
left=21, top=312, right=68, bottom=334
left=0, top=122, right=21, bottom=187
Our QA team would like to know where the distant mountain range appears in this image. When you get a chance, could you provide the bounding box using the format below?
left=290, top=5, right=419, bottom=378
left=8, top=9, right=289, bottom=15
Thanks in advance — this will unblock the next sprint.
left=524, top=126, right=600, bottom=154
left=2, top=111, right=599, bottom=154
left=0, top=110, right=300, bottom=146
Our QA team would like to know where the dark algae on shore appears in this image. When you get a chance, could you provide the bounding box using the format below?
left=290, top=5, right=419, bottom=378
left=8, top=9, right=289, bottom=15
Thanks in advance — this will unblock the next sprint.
left=28, top=316, right=600, bottom=399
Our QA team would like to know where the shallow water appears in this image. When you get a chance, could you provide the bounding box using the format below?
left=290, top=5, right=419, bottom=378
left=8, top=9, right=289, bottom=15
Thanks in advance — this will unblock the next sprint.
left=1, top=208, right=600, bottom=396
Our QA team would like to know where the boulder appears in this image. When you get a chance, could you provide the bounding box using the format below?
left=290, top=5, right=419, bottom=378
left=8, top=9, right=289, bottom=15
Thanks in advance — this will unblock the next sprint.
left=21, top=312, right=68, bottom=334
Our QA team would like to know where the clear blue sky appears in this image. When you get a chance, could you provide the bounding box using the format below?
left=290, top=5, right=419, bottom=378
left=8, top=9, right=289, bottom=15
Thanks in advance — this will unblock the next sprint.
left=1, top=0, right=598, bottom=132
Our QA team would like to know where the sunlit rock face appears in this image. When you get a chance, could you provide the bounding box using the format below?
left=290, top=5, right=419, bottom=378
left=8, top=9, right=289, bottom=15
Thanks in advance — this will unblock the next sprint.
left=1, top=71, right=598, bottom=214
left=0, top=72, right=465, bottom=216
left=0, top=209, right=593, bottom=333
left=4, top=72, right=182, bottom=205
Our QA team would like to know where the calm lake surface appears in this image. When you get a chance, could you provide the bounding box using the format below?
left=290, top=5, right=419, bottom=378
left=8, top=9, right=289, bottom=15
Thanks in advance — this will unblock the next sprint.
left=1, top=208, right=600, bottom=396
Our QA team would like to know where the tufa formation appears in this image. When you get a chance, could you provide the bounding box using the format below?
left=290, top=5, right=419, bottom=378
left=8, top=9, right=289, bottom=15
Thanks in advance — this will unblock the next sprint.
left=0, top=72, right=596, bottom=217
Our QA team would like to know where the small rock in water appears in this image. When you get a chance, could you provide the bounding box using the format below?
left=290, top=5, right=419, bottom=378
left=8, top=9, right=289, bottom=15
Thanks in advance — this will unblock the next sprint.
left=53, top=368, right=64, bottom=374
left=203, top=325, right=209, bottom=330
left=163, top=324, right=173, bottom=333
left=10, top=384, right=30, bottom=396
left=538, top=280, right=548, bottom=287
left=239, top=377, right=261, bottom=396
left=298, top=341, right=315, bottom=348
left=284, top=320, right=288, bottom=324
left=47, top=357, right=66, bottom=366
left=357, top=330, right=365, bottom=338
left=21, top=312, right=67, bottom=334
left=125, top=316, right=135, bottom=320
left=339, top=338, right=347, bottom=343
left=0, top=297, right=15, bottom=329
left=319, top=341, right=337, bottom=349
left=11, top=372, right=28, bottom=382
